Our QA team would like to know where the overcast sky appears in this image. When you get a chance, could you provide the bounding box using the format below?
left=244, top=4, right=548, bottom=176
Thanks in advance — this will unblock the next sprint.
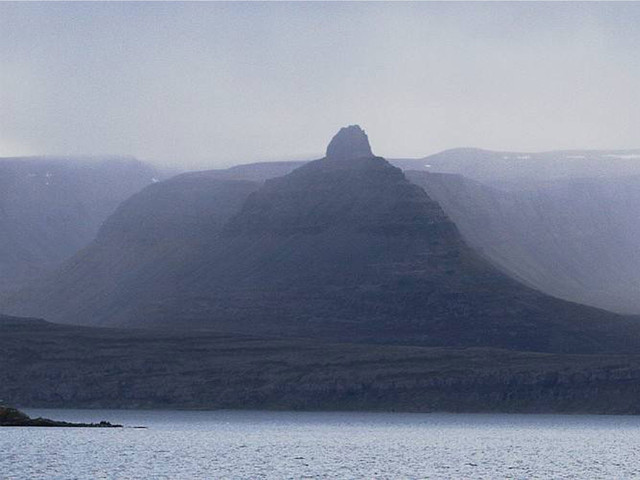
left=2, top=2, right=640, bottom=169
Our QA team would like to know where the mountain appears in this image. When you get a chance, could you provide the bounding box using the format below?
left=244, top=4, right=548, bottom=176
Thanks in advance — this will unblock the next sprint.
left=407, top=171, right=640, bottom=314
left=3, top=314, right=640, bottom=414
left=2, top=170, right=260, bottom=327
left=0, top=156, right=158, bottom=294
left=5, top=126, right=640, bottom=354
left=392, top=148, right=640, bottom=186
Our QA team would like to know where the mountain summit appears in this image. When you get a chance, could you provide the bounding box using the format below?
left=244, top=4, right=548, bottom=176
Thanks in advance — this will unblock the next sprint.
left=325, top=125, right=373, bottom=160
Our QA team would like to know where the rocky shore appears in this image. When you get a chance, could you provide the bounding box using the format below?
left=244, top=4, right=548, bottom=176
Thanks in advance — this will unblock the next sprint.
left=0, top=405, right=121, bottom=427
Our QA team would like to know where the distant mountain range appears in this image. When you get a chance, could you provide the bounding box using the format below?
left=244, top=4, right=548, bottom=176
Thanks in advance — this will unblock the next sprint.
left=0, top=156, right=158, bottom=294
left=5, top=126, right=640, bottom=355
left=181, top=147, right=640, bottom=186
left=392, top=147, right=640, bottom=186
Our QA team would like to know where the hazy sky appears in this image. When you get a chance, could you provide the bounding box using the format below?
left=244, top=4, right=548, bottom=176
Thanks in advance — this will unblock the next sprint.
left=2, top=2, right=640, bottom=169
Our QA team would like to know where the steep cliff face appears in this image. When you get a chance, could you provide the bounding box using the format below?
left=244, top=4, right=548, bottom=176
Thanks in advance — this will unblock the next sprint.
left=5, top=127, right=640, bottom=354
left=0, top=156, right=157, bottom=293
left=325, top=125, right=374, bottom=161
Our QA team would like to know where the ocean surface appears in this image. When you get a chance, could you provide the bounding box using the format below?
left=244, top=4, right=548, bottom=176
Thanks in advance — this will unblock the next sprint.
left=2, top=409, right=640, bottom=479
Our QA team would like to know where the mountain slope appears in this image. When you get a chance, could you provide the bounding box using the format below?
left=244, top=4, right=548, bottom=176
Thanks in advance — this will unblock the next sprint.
left=407, top=170, right=640, bottom=314
left=3, top=171, right=260, bottom=327
left=0, top=156, right=157, bottom=293
left=5, top=127, right=640, bottom=354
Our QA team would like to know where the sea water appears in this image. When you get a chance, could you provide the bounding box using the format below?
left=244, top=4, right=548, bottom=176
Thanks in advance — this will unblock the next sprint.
left=2, top=410, right=640, bottom=479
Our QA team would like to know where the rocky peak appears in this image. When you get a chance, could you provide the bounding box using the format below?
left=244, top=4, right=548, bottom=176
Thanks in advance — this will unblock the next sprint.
left=325, top=125, right=373, bottom=161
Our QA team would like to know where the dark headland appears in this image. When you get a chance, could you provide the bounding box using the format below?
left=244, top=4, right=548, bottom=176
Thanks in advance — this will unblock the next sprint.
left=0, top=405, right=121, bottom=428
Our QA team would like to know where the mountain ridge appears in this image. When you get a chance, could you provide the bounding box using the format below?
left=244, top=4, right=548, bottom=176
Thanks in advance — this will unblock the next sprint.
left=392, top=147, right=640, bottom=185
